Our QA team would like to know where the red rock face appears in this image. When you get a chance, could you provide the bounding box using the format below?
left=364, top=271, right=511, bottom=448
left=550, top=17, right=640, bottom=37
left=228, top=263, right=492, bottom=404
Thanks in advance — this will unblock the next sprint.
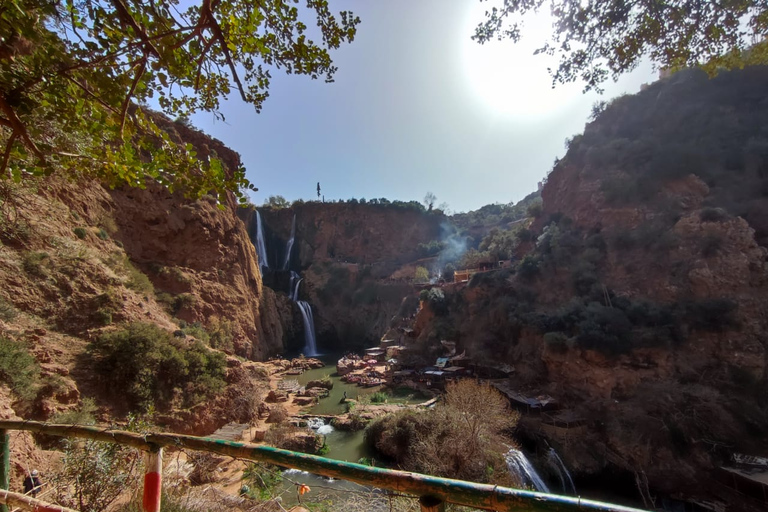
left=109, top=183, right=282, bottom=359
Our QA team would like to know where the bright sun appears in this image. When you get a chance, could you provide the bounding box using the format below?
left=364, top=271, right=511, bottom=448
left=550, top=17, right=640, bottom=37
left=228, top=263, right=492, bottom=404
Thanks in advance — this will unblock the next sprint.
left=461, top=4, right=583, bottom=120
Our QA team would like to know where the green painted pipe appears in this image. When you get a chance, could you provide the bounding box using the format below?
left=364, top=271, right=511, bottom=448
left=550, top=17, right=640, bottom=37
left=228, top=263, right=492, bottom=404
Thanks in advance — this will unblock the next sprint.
left=0, top=421, right=650, bottom=512
left=0, top=430, right=8, bottom=512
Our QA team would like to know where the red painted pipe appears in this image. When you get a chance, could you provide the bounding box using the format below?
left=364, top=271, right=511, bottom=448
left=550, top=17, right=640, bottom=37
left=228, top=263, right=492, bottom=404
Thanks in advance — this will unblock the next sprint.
left=142, top=448, right=162, bottom=512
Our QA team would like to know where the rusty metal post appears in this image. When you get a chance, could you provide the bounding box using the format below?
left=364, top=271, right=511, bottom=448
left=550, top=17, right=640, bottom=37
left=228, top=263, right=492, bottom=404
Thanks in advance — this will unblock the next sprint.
left=142, top=447, right=163, bottom=512
left=419, top=495, right=445, bottom=512
left=0, top=429, right=9, bottom=512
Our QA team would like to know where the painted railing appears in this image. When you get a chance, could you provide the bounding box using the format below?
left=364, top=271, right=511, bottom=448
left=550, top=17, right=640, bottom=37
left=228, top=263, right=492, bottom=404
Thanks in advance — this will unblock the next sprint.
left=0, top=421, right=649, bottom=512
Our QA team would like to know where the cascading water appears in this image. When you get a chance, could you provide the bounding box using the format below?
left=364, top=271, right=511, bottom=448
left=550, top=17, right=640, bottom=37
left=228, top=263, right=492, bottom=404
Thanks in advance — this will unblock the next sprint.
left=297, top=300, right=318, bottom=356
left=547, top=447, right=576, bottom=494
left=289, top=271, right=303, bottom=301
left=282, top=214, right=296, bottom=270
left=255, top=210, right=270, bottom=272
left=307, top=417, right=334, bottom=435
left=505, top=449, right=550, bottom=493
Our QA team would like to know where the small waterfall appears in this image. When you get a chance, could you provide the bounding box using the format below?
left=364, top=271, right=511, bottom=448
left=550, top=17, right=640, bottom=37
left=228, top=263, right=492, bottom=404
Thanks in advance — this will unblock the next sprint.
left=255, top=210, right=270, bottom=272
left=505, top=449, right=550, bottom=493
left=297, top=300, right=318, bottom=356
left=289, top=271, right=302, bottom=301
left=282, top=214, right=296, bottom=270
left=548, top=447, right=576, bottom=494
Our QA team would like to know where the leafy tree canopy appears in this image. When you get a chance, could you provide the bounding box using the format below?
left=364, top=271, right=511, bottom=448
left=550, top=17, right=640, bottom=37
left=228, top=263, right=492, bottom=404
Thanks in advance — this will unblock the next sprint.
left=0, top=0, right=359, bottom=202
left=474, top=0, right=768, bottom=90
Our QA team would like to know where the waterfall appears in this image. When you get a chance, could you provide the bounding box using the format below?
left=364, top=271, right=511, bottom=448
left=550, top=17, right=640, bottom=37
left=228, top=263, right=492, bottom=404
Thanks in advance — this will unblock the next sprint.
left=547, top=447, right=576, bottom=494
left=282, top=214, right=296, bottom=270
left=297, top=300, right=318, bottom=356
left=289, top=271, right=302, bottom=301
left=505, top=449, right=550, bottom=493
left=255, top=210, right=270, bottom=272
left=307, top=417, right=334, bottom=435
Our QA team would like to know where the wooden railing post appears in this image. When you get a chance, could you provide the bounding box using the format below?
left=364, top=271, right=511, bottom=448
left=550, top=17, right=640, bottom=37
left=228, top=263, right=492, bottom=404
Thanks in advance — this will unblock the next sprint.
left=419, top=495, right=445, bottom=512
left=142, top=446, right=163, bottom=512
left=0, top=429, right=9, bottom=512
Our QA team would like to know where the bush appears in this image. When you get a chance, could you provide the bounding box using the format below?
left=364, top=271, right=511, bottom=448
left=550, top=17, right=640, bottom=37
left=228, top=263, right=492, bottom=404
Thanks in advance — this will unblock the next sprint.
left=52, top=398, right=98, bottom=425
left=700, top=207, right=728, bottom=222
left=22, top=251, right=50, bottom=277
left=0, top=297, right=17, bottom=322
left=527, top=203, right=543, bottom=218
left=365, top=380, right=519, bottom=484
left=73, top=227, right=87, bottom=239
left=89, top=322, right=227, bottom=412
left=96, top=228, right=109, bottom=240
left=0, top=336, right=39, bottom=401
left=369, top=391, right=388, bottom=404
left=701, top=232, right=723, bottom=257
left=517, top=255, right=540, bottom=280
left=543, top=332, right=569, bottom=353
left=414, top=266, right=429, bottom=284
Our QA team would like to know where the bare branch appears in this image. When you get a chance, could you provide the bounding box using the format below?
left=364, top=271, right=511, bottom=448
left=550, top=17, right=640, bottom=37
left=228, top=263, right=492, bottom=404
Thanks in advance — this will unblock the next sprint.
left=1, top=132, right=18, bottom=176
left=119, top=59, right=147, bottom=136
left=0, top=96, right=45, bottom=163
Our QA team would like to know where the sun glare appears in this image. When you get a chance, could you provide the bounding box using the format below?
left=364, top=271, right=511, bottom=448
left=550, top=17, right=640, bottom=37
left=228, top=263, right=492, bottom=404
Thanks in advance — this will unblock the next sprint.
left=461, top=5, right=583, bottom=120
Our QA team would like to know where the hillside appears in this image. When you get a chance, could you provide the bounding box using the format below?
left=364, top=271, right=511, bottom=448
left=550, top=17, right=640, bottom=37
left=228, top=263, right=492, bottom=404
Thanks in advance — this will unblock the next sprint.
left=410, top=66, right=768, bottom=510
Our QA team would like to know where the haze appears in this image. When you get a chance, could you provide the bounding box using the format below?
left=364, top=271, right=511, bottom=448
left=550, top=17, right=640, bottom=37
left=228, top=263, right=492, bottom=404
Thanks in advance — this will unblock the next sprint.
left=189, top=0, right=656, bottom=213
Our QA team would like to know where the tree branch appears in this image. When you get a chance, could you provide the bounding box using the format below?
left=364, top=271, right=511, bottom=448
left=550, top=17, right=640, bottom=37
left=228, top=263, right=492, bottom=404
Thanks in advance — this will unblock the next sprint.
left=119, top=59, right=147, bottom=136
left=109, top=0, right=161, bottom=58
left=1, top=132, right=18, bottom=176
left=207, top=16, right=248, bottom=102
left=0, top=96, right=45, bottom=163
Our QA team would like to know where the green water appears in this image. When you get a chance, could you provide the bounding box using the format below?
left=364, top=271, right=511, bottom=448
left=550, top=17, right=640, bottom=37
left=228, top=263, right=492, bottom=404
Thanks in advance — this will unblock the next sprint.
left=286, top=361, right=430, bottom=461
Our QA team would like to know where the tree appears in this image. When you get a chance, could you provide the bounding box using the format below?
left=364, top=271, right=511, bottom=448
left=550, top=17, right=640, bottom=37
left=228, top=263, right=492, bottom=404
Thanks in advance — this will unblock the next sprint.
left=414, top=266, right=429, bottom=284
left=0, top=1, right=359, bottom=202
left=264, top=194, right=289, bottom=209
left=423, top=192, right=437, bottom=211
left=473, top=0, right=768, bottom=91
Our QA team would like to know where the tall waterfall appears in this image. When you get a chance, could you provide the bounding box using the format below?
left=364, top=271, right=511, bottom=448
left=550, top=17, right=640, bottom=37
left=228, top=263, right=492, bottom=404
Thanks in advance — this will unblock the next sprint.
left=505, top=449, right=550, bottom=493
left=297, top=300, right=318, bottom=356
left=547, top=447, right=576, bottom=494
left=282, top=214, right=296, bottom=270
left=255, top=210, right=270, bottom=272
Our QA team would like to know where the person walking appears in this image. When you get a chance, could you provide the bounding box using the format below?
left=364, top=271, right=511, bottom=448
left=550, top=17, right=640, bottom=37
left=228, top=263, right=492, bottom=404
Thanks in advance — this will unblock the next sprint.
left=23, top=469, right=42, bottom=497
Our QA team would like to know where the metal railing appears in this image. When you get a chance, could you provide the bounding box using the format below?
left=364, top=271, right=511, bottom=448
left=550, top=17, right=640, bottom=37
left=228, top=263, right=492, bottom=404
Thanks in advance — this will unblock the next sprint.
left=0, top=420, right=649, bottom=512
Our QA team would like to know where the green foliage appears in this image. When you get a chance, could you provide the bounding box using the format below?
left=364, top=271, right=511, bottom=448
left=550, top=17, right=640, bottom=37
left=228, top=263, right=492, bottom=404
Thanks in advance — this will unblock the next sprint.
left=242, top=464, right=283, bottom=501
left=474, top=1, right=768, bottom=91
left=73, top=227, right=87, bottom=240
left=416, top=240, right=444, bottom=258
left=700, top=207, right=729, bottom=223
left=419, top=287, right=447, bottom=316
left=52, top=398, right=98, bottom=425
left=96, top=228, right=109, bottom=241
left=369, top=391, right=388, bottom=404
left=263, top=195, right=290, bottom=209
left=0, top=297, right=17, bottom=322
left=22, top=250, right=50, bottom=277
left=517, top=255, right=540, bottom=280
left=89, top=322, right=227, bottom=412
left=1, top=0, right=359, bottom=203
left=414, top=266, right=429, bottom=284
left=0, top=336, right=39, bottom=401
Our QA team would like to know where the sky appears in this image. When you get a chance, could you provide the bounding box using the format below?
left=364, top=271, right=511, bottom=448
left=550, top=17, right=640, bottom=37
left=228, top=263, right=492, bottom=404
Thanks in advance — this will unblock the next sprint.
left=188, top=0, right=657, bottom=214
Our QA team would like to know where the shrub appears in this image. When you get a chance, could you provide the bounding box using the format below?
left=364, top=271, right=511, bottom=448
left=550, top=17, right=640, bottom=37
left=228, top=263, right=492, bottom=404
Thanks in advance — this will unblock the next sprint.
left=52, top=398, right=98, bottom=425
left=96, top=228, right=109, bottom=240
left=527, top=203, right=543, bottom=218
left=0, top=336, right=39, bottom=401
left=414, top=266, right=429, bottom=284
left=22, top=251, right=50, bottom=277
left=125, top=261, right=154, bottom=295
left=369, top=391, right=388, bottom=404
left=73, top=227, right=87, bottom=239
left=701, top=232, right=723, bottom=257
left=89, top=322, right=227, bottom=412
left=517, top=255, right=540, bottom=280
left=685, top=298, right=738, bottom=331
left=700, top=207, right=728, bottom=222
left=0, top=297, right=17, bottom=322
left=576, top=303, right=633, bottom=355
left=365, top=380, right=519, bottom=484
left=543, top=332, right=569, bottom=353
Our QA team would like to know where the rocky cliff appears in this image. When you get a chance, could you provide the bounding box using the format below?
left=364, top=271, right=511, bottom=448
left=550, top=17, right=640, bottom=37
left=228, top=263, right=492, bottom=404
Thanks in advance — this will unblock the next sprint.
left=410, top=67, right=768, bottom=511
left=239, top=203, right=444, bottom=351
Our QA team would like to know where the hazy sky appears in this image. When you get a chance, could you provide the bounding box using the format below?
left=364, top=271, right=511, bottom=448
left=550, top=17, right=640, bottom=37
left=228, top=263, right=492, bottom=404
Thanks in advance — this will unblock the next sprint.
left=189, top=0, right=656, bottom=213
